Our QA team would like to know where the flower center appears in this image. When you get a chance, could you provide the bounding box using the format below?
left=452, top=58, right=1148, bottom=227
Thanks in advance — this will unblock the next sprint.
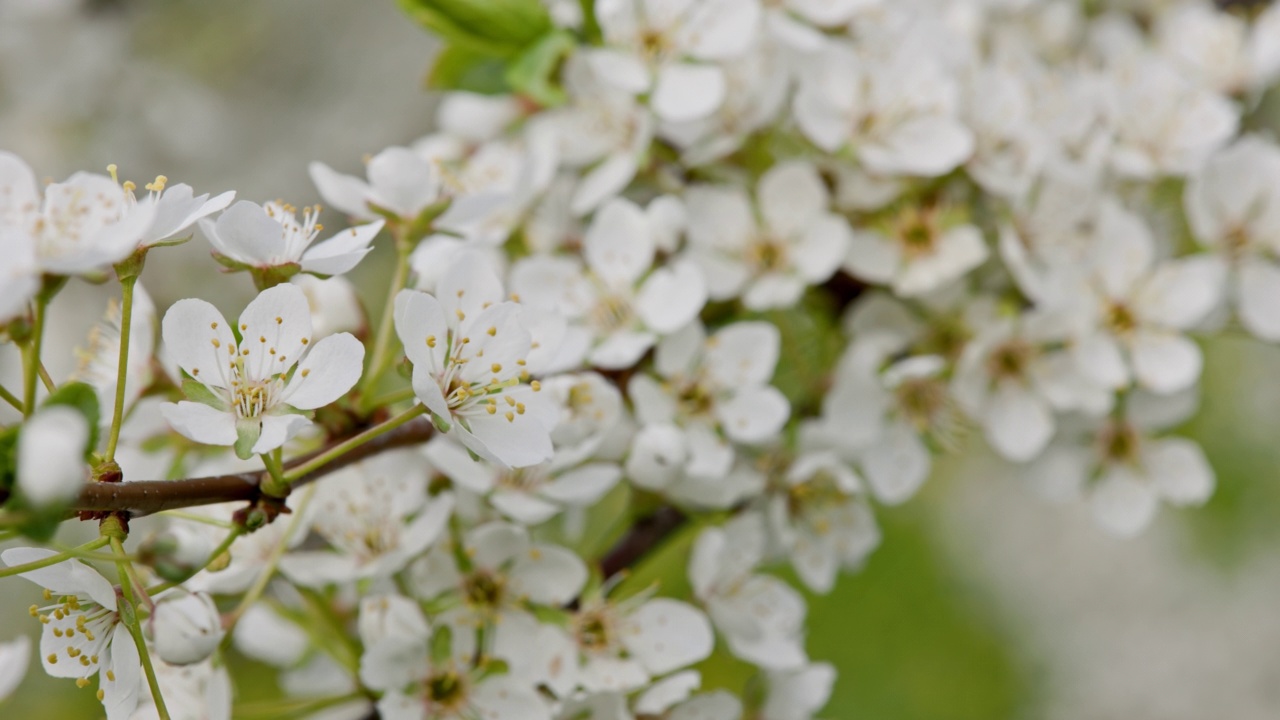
left=894, top=207, right=941, bottom=258
left=497, top=466, right=546, bottom=493
left=985, top=339, right=1036, bottom=381
left=747, top=238, right=788, bottom=273
left=674, top=379, right=716, bottom=417
left=463, top=570, right=505, bottom=607
left=787, top=472, right=846, bottom=527
left=1104, top=301, right=1138, bottom=335
left=265, top=201, right=324, bottom=261
left=573, top=607, right=617, bottom=653
left=589, top=292, right=635, bottom=335
left=895, top=377, right=948, bottom=429
left=230, top=378, right=283, bottom=420
left=426, top=669, right=468, bottom=710
left=1098, top=421, right=1141, bottom=465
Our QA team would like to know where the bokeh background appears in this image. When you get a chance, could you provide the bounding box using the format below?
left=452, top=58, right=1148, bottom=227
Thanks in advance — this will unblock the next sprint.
left=3, top=1, right=1280, bottom=717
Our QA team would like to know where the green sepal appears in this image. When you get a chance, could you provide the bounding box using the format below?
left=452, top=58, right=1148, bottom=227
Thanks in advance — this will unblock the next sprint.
left=144, top=233, right=194, bottom=250
left=475, top=657, right=509, bottom=680
left=249, top=263, right=302, bottom=291
left=36, top=274, right=69, bottom=305
left=41, top=382, right=101, bottom=460
left=119, top=597, right=138, bottom=627
left=113, top=248, right=148, bottom=282
left=505, top=31, right=575, bottom=107
left=234, top=419, right=261, bottom=460
left=431, top=413, right=453, bottom=434
left=181, top=377, right=229, bottom=411
left=211, top=253, right=254, bottom=273
left=430, top=624, right=454, bottom=665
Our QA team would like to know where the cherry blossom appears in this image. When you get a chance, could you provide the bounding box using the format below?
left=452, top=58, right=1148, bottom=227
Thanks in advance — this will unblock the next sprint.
left=160, top=282, right=365, bottom=458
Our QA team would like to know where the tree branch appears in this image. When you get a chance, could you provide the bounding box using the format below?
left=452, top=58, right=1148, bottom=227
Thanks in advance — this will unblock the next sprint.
left=72, top=417, right=435, bottom=516
left=599, top=504, right=687, bottom=579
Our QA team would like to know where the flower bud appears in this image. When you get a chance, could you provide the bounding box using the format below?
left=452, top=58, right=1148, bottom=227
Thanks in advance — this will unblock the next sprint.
left=139, top=524, right=216, bottom=582
left=151, top=592, right=224, bottom=665
left=18, top=406, right=89, bottom=507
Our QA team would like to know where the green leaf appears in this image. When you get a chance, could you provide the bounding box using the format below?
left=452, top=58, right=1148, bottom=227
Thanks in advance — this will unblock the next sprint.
left=505, top=31, right=576, bottom=107
left=427, top=44, right=510, bottom=95
left=398, top=0, right=550, bottom=56
left=41, top=382, right=101, bottom=459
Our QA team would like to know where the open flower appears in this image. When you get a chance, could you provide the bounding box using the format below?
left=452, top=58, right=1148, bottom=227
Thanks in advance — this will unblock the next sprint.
left=309, top=146, right=445, bottom=222
left=1, top=548, right=140, bottom=719
left=201, top=200, right=384, bottom=279
left=160, top=283, right=365, bottom=458
left=394, top=253, right=556, bottom=468
left=686, top=161, right=850, bottom=310
left=0, top=150, right=155, bottom=275
left=510, top=198, right=707, bottom=369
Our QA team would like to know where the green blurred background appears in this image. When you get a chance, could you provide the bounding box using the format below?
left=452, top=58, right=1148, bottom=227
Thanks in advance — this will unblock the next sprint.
left=3, top=1, right=1280, bottom=718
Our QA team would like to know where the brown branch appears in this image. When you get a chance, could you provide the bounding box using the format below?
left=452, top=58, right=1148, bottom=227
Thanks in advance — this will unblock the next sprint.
left=72, top=417, right=435, bottom=516
left=599, top=505, right=687, bottom=579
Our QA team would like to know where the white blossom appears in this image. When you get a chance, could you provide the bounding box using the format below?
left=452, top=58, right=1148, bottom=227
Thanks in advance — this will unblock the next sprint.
left=589, top=0, right=762, bottom=123
left=279, top=450, right=455, bottom=586
left=0, top=150, right=155, bottom=275
left=511, top=198, right=707, bottom=370
left=160, top=283, right=365, bottom=458
left=1, top=548, right=140, bottom=719
left=685, top=161, right=850, bottom=310
left=690, top=515, right=808, bottom=670
left=1184, top=136, right=1280, bottom=340
left=201, top=200, right=384, bottom=277
left=395, top=252, right=557, bottom=468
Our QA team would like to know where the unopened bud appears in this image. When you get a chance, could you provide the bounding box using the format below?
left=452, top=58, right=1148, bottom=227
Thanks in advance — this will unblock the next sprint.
left=151, top=592, right=224, bottom=666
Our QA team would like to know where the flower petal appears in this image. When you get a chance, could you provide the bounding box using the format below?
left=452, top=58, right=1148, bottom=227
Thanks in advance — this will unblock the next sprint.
left=237, top=283, right=314, bottom=382
left=624, top=599, right=714, bottom=676
left=160, top=401, right=238, bottom=447
left=651, top=63, right=726, bottom=123
left=162, top=298, right=236, bottom=389
left=282, top=332, right=364, bottom=410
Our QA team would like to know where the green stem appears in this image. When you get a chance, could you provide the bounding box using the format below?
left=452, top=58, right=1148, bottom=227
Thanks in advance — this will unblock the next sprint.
left=260, top=451, right=285, bottom=485
left=146, top=527, right=242, bottom=596
left=282, top=404, right=426, bottom=483
left=223, top=484, right=316, bottom=631
left=111, top=536, right=170, bottom=720
left=21, top=296, right=48, bottom=416
left=156, top=511, right=234, bottom=529
left=37, top=362, right=54, bottom=392
left=104, top=276, right=137, bottom=463
left=0, top=383, right=20, bottom=411
left=358, top=233, right=413, bottom=411
left=367, top=386, right=417, bottom=409
left=232, top=692, right=364, bottom=719
left=0, top=536, right=111, bottom=579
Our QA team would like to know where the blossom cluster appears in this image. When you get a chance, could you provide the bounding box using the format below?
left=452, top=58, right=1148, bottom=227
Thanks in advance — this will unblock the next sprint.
left=2, top=0, right=1279, bottom=718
